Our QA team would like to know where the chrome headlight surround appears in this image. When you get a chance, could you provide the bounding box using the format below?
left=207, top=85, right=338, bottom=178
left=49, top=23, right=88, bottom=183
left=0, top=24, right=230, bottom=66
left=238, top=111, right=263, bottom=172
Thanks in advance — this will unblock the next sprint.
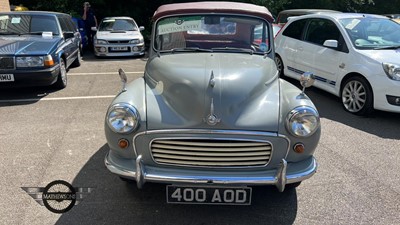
left=383, top=63, right=400, bottom=81
left=16, top=56, right=45, bottom=67
left=106, top=103, right=140, bottom=134
left=286, top=106, right=320, bottom=138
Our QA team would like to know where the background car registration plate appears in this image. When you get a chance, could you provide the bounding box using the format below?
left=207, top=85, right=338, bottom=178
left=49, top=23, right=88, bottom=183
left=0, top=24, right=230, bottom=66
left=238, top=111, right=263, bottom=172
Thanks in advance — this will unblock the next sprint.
left=166, top=185, right=252, bottom=205
left=0, top=74, right=14, bottom=82
left=111, top=46, right=128, bottom=51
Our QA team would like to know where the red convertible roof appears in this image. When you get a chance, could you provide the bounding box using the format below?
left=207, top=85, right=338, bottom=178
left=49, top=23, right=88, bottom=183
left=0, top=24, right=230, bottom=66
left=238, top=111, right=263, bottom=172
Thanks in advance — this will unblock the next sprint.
left=153, top=1, right=274, bottom=22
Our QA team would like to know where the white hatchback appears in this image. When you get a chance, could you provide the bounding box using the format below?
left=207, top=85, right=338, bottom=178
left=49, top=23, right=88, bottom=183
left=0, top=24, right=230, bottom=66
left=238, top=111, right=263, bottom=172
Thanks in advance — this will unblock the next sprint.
left=94, top=17, right=145, bottom=57
left=275, top=13, right=400, bottom=115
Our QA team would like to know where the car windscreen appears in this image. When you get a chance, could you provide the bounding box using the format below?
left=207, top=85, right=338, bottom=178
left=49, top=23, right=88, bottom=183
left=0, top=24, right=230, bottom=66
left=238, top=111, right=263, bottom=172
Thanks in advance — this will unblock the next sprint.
left=154, top=15, right=271, bottom=55
left=340, top=17, right=400, bottom=49
left=98, top=19, right=138, bottom=31
left=0, top=14, right=60, bottom=35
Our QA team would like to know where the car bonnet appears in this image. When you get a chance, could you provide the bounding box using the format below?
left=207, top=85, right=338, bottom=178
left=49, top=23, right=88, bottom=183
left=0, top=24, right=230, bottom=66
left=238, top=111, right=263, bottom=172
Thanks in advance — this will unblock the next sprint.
left=144, top=53, right=280, bottom=132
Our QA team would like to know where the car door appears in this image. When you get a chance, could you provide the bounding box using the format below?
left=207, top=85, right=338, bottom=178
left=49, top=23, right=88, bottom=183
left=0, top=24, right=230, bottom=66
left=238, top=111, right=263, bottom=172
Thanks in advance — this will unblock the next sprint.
left=277, top=19, right=307, bottom=77
left=294, top=18, right=349, bottom=94
left=58, top=15, right=77, bottom=68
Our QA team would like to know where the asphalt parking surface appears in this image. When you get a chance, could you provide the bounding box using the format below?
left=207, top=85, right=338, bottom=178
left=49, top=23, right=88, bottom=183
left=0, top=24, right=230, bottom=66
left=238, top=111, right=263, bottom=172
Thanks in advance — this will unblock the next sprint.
left=0, top=52, right=399, bottom=225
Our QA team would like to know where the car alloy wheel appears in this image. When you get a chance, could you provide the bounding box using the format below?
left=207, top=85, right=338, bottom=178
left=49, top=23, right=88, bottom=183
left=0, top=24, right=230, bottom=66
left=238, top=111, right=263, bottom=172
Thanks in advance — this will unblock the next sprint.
left=341, top=77, right=373, bottom=115
left=72, top=49, right=81, bottom=67
left=54, top=58, right=67, bottom=89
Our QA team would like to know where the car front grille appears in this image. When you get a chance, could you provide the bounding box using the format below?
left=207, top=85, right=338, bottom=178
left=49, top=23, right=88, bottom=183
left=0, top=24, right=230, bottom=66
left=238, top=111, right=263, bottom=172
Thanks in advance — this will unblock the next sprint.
left=108, top=40, right=130, bottom=44
left=150, top=139, right=272, bottom=167
left=0, top=57, right=14, bottom=70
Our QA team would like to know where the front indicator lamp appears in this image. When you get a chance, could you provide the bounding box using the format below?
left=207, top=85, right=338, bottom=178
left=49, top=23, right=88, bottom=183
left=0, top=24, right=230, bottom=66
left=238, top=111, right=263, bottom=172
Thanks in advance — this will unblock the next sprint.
left=118, top=139, right=129, bottom=149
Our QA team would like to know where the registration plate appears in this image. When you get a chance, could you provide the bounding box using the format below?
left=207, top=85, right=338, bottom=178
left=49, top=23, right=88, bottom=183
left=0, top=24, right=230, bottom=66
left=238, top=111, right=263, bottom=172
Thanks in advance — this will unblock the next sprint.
left=111, top=46, right=128, bottom=51
left=0, top=74, right=14, bottom=82
left=166, top=185, right=252, bottom=205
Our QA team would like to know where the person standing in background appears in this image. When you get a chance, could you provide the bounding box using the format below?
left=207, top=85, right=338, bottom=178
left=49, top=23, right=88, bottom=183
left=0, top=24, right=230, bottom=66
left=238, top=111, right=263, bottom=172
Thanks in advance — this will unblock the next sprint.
left=81, top=2, right=97, bottom=50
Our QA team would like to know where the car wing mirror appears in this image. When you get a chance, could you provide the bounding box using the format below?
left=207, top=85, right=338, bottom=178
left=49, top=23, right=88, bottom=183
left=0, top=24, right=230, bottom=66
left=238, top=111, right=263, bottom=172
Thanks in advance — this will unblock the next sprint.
left=300, top=72, right=315, bottom=94
left=139, top=26, right=145, bottom=31
left=118, top=68, right=128, bottom=92
left=323, top=40, right=338, bottom=49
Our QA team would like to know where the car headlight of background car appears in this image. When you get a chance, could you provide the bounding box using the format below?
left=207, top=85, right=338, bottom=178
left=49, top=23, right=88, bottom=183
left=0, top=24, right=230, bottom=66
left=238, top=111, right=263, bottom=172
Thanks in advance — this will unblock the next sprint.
left=286, top=106, right=320, bottom=137
left=107, top=103, right=140, bottom=134
left=130, top=38, right=144, bottom=44
left=383, top=63, right=400, bottom=81
left=95, top=39, right=108, bottom=44
left=16, top=55, right=55, bottom=68
left=16, top=56, right=44, bottom=67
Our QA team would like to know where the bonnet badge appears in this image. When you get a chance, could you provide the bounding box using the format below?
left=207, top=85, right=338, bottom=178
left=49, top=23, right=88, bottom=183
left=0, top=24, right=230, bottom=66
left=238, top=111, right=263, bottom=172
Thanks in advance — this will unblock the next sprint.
left=204, top=98, right=220, bottom=126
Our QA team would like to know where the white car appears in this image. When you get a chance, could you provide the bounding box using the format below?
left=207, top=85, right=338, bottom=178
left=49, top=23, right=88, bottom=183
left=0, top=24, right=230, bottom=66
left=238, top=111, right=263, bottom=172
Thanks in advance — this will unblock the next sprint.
left=94, top=17, right=145, bottom=57
left=275, top=13, right=400, bottom=115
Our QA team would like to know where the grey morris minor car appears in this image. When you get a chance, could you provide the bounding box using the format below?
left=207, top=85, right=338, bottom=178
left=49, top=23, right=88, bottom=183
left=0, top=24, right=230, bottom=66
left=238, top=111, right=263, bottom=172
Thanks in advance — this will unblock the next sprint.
left=105, top=2, right=320, bottom=205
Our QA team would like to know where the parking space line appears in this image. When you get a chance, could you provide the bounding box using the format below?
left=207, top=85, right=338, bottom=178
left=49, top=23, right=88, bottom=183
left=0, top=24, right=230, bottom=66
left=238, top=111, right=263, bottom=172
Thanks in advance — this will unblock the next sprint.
left=68, top=72, right=144, bottom=76
left=0, top=95, right=115, bottom=103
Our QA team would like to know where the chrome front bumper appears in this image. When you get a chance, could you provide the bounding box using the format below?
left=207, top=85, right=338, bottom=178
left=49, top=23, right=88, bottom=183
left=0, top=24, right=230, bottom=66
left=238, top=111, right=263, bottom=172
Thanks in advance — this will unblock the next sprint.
left=105, top=152, right=317, bottom=192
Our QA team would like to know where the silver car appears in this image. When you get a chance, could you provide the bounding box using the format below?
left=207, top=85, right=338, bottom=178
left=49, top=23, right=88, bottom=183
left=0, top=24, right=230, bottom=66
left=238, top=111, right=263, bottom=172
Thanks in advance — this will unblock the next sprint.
left=104, top=2, right=321, bottom=205
left=93, top=17, right=145, bottom=57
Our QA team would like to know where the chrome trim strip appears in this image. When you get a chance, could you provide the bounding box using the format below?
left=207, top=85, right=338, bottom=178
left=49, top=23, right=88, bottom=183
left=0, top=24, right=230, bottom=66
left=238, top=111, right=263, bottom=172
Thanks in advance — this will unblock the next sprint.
left=105, top=152, right=317, bottom=191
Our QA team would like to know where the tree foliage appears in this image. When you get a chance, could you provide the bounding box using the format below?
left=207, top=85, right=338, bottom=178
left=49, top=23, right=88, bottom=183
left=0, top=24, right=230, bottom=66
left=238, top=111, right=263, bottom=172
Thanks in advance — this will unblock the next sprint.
left=10, top=0, right=400, bottom=29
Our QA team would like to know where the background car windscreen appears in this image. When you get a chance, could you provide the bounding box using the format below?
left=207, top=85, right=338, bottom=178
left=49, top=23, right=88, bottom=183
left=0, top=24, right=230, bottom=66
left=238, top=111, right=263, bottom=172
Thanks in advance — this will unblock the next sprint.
left=0, top=15, right=59, bottom=35
left=99, top=19, right=138, bottom=31
left=340, top=17, right=400, bottom=49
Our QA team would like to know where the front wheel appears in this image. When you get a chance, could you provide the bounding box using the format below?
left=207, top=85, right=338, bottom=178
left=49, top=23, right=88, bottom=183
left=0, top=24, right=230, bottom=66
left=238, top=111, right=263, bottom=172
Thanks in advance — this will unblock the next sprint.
left=275, top=55, right=284, bottom=77
left=285, top=182, right=301, bottom=190
left=341, top=76, right=373, bottom=116
left=53, top=58, right=67, bottom=89
left=71, top=49, right=81, bottom=68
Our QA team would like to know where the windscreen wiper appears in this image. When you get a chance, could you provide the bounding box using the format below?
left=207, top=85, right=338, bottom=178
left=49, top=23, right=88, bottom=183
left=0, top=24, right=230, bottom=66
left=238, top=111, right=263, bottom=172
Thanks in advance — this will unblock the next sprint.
left=18, top=32, right=53, bottom=35
left=373, top=45, right=400, bottom=50
left=166, top=47, right=213, bottom=53
left=0, top=31, right=21, bottom=35
left=211, top=47, right=254, bottom=55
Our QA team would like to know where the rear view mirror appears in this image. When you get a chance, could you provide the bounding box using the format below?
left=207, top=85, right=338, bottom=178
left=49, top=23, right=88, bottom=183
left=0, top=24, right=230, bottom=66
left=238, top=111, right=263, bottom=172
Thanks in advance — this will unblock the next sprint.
left=205, top=16, right=220, bottom=25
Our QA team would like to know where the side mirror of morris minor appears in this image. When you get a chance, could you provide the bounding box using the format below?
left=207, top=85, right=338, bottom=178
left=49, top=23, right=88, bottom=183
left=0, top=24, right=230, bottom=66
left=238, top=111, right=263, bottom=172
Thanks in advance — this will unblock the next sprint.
left=300, top=72, right=315, bottom=94
left=118, top=68, right=127, bottom=93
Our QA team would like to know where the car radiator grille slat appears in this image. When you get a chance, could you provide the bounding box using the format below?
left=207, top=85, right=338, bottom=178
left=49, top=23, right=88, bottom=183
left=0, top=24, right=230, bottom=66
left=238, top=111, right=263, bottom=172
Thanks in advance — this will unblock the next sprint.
left=0, top=57, right=14, bottom=70
left=151, top=139, right=272, bottom=167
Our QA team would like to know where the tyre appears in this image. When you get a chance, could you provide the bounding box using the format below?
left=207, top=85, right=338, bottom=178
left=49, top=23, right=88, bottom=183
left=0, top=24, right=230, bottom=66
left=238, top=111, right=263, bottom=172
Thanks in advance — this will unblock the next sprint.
left=71, top=50, right=81, bottom=68
left=285, top=181, right=301, bottom=190
left=119, top=176, right=135, bottom=183
left=341, top=76, right=374, bottom=116
left=53, top=58, right=67, bottom=89
left=275, top=55, right=284, bottom=77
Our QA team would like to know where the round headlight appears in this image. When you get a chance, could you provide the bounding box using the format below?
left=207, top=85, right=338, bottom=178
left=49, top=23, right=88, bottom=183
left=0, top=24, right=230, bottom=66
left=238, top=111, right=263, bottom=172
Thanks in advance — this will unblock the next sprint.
left=107, top=103, right=140, bottom=134
left=286, top=106, right=320, bottom=137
